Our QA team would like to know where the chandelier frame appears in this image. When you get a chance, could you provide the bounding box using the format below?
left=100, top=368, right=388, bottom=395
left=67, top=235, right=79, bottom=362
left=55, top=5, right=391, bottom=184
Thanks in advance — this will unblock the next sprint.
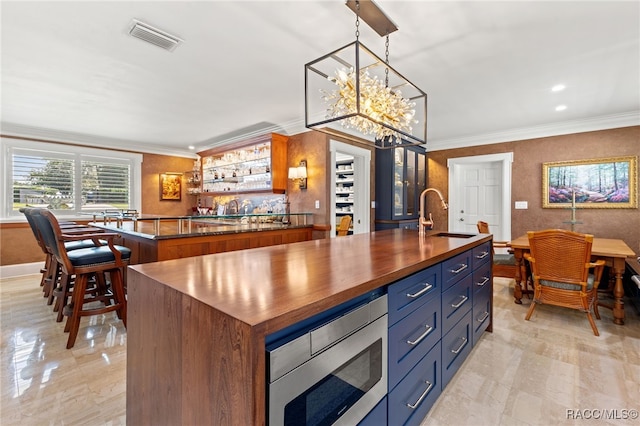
left=305, top=39, right=427, bottom=149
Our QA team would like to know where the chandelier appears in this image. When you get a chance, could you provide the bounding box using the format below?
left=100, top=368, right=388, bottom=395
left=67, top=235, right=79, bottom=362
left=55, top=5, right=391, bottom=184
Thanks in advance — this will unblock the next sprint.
left=305, top=0, right=427, bottom=149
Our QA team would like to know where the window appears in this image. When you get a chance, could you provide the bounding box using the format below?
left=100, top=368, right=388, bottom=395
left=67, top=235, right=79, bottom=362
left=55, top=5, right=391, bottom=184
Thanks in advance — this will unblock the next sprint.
left=1, top=138, right=142, bottom=218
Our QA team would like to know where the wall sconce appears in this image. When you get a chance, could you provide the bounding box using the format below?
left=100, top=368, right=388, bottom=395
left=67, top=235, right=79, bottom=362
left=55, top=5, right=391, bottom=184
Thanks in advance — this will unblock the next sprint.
left=288, top=160, right=308, bottom=189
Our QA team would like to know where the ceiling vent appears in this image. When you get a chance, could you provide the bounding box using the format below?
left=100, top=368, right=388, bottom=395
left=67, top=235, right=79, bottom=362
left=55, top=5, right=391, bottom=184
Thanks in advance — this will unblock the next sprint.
left=128, top=19, right=182, bottom=52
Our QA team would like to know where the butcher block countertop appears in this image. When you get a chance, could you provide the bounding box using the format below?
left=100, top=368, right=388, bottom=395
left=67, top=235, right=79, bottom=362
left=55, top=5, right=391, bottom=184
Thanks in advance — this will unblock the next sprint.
left=128, top=229, right=492, bottom=336
left=125, top=229, right=492, bottom=426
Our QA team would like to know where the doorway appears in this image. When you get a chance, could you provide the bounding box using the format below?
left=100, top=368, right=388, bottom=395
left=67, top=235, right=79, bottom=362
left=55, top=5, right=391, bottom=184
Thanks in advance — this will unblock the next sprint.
left=330, top=140, right=371, bottom=237
left=447, top=153, right=513, bottom=241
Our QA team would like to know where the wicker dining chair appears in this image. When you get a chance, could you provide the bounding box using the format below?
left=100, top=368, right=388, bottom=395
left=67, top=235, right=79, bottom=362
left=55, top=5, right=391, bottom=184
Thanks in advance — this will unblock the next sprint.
left=524, top=229, right=605, bottom=336
left=476, top=221, right=517, bottom=279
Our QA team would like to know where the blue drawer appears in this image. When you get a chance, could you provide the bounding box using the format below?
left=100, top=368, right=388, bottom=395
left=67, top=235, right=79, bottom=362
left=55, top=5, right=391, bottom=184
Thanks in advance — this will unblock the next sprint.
left=358, top=396, right=387, bottom=426
left=388, top=295, right=441, bottom=390
left=388, top=264, right=441, bottom=326
left=388, top=342, right=442, bottom=426
left=442, top=249, right=473, bottom=290
left=441, top=274, right=473, bottom=333
left=472, top=241, right=492, bottom=269
left=472, top=261, right=492, bottom=297
left=472, top=288, right=491, bottom=346
left=441, top=310, right=473, bottom=388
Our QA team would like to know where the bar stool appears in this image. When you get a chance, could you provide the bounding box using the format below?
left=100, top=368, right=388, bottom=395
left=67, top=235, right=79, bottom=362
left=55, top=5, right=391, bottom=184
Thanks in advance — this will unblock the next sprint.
left=32, top=208, right=131, bottom=349
left=21, top=208, right=106, bottom=313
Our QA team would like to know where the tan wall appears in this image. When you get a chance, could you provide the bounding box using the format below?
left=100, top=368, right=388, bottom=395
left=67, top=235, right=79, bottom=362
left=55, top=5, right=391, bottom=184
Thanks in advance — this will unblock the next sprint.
left=288, top=131, right=330, bottom=239
left=1, top=223, right=47, bottom=265
left=141, top=154, right=197, bottom=216
left=427, top=125, right=640, bottom=254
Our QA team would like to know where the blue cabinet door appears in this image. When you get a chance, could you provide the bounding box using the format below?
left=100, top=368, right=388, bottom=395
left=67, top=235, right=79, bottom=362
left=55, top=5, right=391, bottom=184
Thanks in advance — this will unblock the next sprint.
left=388, top=342, right=442, bottom=426
left=388, top=295, right=441, bottom=390
left=441, top=275, right=473, bottom=333
left=441, top=311, right=473, bottom=388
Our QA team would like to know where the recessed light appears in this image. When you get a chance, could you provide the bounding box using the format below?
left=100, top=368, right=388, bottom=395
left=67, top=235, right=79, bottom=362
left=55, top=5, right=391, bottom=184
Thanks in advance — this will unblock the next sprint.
left=551, top=84, right=566, bottom=92
left=188, top=145, right=195, bottom=150
left=555, top=105, right=567, bottom=111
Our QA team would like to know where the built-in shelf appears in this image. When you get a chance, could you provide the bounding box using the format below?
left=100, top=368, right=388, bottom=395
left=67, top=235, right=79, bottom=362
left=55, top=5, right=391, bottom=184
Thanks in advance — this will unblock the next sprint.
left=335, top=157, right=355, bottom=235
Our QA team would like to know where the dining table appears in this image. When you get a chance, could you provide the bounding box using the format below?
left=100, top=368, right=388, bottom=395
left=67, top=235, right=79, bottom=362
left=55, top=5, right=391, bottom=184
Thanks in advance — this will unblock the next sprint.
left=509, top=234, right=636, bottom=325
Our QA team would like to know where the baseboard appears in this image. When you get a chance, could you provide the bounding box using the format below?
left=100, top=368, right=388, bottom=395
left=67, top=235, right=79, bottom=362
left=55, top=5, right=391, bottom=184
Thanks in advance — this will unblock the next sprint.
left=0, top=262, right=42, bottom=279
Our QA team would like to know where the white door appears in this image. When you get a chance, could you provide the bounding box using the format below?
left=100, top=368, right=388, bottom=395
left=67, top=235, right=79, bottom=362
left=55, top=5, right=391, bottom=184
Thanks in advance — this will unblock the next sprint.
left=330, top=141, right=371, bottom=236
left=447, top=153, right=513, bottom=241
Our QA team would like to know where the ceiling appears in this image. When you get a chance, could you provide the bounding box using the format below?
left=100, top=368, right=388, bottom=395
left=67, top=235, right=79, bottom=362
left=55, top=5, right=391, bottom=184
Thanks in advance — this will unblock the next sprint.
left=2, top=1, right=639, bottom=158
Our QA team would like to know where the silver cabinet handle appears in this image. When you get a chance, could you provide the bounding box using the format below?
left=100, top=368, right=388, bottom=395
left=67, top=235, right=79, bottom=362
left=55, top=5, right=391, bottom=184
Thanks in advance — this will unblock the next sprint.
left=406, top=380, right=434, bottom=409
left=477, top=311, right=490, bottom=323
left=476, top=277, right=490, bottom=287
left=449, top=264, right=468, bottom=274
left=407, top=325, right=434, bottom=346
left=451, top=295, right=468, bottom=308
left=475, top=251, right=489, bottom=259
left=451, top=337, right=468, bottom=354
left=406, top=283, right=433, bottom=299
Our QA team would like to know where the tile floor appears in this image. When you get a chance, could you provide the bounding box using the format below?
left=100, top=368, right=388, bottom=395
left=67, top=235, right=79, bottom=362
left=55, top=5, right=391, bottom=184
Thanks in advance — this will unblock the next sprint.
left=1, top=275, right=639, bottom=425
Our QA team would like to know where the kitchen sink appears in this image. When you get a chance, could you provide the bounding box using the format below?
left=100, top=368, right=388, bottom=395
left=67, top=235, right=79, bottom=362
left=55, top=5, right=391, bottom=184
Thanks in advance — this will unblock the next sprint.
left=432, top=232, right=475, bottom=238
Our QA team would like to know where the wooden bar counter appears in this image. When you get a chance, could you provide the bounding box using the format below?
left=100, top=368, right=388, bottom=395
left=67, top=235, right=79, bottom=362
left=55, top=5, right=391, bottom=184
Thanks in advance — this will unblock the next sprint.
left=126, top=229, right=492, bottom=425
left=91, top=214, right=313, bottom=263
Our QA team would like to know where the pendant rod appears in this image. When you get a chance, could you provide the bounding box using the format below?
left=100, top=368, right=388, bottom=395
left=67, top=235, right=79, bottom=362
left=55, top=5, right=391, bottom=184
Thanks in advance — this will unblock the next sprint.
left=345, top=0, right=398, bottom=37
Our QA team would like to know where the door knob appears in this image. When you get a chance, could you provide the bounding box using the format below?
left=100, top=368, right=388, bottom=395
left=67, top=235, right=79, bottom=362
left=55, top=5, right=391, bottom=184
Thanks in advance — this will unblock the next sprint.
left=459, top=218, right=464, bottom=221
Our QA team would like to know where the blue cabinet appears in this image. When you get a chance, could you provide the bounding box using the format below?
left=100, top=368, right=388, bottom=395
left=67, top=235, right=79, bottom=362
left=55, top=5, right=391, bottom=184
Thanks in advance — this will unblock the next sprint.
left=388, top=264, right=441, bottom=326
left=472, top=260, right=492, bottom=345
left=375, top=145, right=426, bottom=229
left=388, top=295, right=441, bottom=390
left=374, top=239, right=492, bottom=425
left=441, top=310, right=473, bottom=387
left=441, top=274, right=473, bottom=333
left=442, top=249, right=473, bottom=290
left=358, top=396, right=387, bottom=426
left=388, top=342, right=442, bottom=426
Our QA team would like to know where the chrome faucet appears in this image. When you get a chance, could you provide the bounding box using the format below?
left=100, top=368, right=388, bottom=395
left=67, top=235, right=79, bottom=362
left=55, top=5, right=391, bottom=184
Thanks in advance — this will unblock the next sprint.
left=419, top=188, right=449, bottom=236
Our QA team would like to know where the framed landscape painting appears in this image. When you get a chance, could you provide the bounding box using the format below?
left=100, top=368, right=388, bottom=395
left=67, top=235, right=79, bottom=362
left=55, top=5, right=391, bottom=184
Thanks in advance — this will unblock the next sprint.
left=542, top=156, right=637, bottom=209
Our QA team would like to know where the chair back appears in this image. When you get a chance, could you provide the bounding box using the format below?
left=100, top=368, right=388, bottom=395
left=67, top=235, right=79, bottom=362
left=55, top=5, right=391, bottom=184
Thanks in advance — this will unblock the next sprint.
left=21, top=207, right=49, bottom=255
left=337, top=215, right=352, bottom=236
left=476, top=221, right=490, bottom=234
left=526, top=229, right=594, bottom=285
left=30, top=208, right=66, bottom=265
left=476, top=221, right=494, bottom=254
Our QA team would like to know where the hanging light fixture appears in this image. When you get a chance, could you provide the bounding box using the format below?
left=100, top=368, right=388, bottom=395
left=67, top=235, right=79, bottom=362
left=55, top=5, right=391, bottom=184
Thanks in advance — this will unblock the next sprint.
left=305, top=0, right=427, bottom=149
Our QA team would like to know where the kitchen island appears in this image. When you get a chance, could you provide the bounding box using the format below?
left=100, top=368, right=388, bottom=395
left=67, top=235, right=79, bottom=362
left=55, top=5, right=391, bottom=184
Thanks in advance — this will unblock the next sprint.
left=90, top=213, right=313, bottom=263
left=126, top=229, right=493, bottom=425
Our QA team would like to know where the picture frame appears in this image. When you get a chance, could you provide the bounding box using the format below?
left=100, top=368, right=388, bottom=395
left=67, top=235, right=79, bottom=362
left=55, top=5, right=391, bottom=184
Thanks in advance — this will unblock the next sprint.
left=542, top=156, right=637, bottom=209
left=160, top=173, right=182, bottom=201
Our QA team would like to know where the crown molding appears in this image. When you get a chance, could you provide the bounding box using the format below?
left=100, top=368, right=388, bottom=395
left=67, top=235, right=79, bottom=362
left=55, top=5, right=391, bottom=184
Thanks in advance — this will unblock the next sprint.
left=0, top=123, right=198, bottom=158
left=426, top=111, right=640, bottom=152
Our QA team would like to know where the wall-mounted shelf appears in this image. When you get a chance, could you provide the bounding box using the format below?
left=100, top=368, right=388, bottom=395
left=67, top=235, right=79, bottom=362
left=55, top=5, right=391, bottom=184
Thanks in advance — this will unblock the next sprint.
left=199, top=133, right=288, bottom=194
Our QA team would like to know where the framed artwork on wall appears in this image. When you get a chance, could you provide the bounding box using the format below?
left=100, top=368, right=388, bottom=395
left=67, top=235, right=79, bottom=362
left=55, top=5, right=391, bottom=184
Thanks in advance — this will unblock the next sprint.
left=542, top=156, right=637, bottom=209
left=160, top=173, right=182, bottom=201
